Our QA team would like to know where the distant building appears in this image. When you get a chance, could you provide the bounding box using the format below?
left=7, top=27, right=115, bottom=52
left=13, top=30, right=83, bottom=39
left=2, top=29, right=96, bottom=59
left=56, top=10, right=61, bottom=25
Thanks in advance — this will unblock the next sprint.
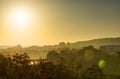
left=29, top=59, right=40, bottom=65
left=100, top=45, right=120, bottom=54
left=29, top=59, right=47, bottom=65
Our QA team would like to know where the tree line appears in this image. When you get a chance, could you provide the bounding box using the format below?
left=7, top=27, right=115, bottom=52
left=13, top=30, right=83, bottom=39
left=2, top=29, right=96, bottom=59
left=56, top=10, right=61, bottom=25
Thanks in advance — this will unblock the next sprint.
left=0, top=45, right=120, bottom=79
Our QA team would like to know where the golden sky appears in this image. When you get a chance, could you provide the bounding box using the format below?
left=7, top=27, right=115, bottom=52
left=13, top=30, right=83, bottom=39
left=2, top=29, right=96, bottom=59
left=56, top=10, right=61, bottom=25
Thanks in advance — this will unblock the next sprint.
left=0, top=0, right=120, bottom=46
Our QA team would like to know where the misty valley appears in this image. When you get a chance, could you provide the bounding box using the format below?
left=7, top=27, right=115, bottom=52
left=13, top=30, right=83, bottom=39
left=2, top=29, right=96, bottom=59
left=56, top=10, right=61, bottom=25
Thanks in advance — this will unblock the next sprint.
left=0, top=38, right=120, bottom=79
left=1, top=0, right=120, bottom=79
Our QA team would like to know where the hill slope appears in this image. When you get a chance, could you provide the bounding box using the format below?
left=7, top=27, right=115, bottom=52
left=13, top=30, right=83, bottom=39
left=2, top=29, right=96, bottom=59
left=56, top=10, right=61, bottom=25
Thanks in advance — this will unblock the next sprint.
left=69, top=37, right=120, bottom=48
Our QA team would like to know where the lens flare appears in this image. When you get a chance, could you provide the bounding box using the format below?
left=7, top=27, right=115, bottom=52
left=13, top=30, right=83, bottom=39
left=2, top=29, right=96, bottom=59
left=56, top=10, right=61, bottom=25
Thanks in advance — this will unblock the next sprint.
left=98, top=59, right=106, bottom=69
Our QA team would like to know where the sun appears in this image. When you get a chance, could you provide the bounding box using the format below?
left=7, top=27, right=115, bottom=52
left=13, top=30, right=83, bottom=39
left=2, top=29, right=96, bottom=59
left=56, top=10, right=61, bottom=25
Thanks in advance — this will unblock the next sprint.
left=13, top=10, right=28, bottom=26
left=11, top=9, right=30, bottom=28
left=6, top=7, right=34, bottom=33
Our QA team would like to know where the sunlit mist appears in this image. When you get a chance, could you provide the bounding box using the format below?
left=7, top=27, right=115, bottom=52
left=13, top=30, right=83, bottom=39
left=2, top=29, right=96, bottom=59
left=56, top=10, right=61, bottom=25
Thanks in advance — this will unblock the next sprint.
left=0, top=0, right=120, bottom=46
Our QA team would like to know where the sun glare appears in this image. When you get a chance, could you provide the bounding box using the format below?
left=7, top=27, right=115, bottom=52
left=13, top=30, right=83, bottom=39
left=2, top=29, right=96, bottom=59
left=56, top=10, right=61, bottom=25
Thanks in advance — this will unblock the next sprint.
left=11, top=9, right=30, bottom=29
left=13, top=10, right=28, bottom=26
left=4, top=6, right=34, bottom=33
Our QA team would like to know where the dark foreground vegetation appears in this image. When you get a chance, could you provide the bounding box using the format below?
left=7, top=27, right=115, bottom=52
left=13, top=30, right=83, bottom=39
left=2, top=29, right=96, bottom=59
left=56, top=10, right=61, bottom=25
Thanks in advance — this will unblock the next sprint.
left=0, top=46, right=120, bottom=79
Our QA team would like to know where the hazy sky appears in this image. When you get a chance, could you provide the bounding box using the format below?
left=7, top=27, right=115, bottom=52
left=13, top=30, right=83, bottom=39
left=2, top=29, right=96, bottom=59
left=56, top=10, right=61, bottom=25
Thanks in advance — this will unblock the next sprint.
left=0, top=0, right=120, bottom=46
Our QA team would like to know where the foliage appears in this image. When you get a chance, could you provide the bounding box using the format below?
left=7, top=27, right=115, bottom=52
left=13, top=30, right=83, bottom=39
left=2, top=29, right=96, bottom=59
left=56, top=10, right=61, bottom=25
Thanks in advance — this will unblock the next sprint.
left=0, top=45, right=120, bottom=79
